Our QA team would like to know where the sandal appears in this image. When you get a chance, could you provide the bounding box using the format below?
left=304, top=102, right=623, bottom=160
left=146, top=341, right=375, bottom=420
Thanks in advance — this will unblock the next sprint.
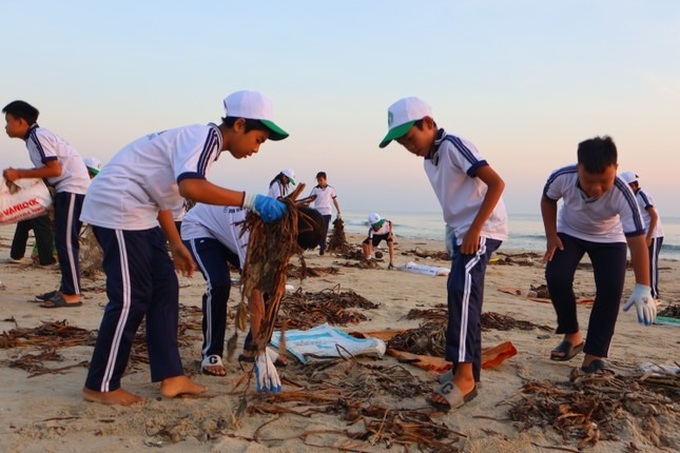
left=39, top=293, right=82, bottom=308
left=426, top=382, right=478, bottom=412
left=581, top=359, right=614, bottom=375
left=35, top=290, right=58, bottom=302
left=550, top=340, right=584, bottom=361
left=201, top=355, right=226, bottom=376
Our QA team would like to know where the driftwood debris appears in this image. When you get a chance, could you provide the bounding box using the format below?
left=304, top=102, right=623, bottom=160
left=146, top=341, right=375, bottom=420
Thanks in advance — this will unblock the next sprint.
left=326, top=217, right=352, bottom=255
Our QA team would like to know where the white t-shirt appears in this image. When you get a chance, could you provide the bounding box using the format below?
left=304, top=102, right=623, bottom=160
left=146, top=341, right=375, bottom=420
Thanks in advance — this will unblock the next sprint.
left=81, top=123, right=223, bottom=230
left=635, top=188, right=664, bottom=238
left=25, top=125, right=90, bottom=194
left=424, top=130, right=508, bottom=244
left=267, top=181, right=293, bottom=199
left=543, top=165, right=645, bottom=243
left=181, top=203, right=249, bottom=267
left=309, top=185, right=337, bottom=216
left=367, top=220, right=392, bottom=238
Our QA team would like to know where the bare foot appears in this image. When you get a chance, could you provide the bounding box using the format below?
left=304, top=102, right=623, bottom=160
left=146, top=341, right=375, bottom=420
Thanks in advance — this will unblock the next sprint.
left=82, top=387, right=144, bottom=406
left=160, top=375, right=207, bottom=398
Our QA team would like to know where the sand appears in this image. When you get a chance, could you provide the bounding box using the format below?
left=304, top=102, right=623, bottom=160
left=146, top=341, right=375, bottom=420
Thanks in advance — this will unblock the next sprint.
left=0, top=224, right=678, bottom=453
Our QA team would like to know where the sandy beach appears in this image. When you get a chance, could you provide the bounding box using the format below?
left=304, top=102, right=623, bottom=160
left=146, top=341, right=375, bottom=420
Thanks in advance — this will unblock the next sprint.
left=0, top=224, right=678, bottom=453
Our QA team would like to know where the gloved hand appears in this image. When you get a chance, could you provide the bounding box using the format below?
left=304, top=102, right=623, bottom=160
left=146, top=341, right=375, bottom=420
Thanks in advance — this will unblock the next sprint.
left=623, top=283, right=656, bottom=325
left=242, top=193, right=287, bottom=223
left=254, top=351, right=282, bottom=393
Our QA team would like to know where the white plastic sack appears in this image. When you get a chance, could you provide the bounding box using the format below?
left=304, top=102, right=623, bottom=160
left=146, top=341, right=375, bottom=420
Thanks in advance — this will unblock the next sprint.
left=0, top=178, right=53, bottom=225
left=270, top=323, right=386, bottom=364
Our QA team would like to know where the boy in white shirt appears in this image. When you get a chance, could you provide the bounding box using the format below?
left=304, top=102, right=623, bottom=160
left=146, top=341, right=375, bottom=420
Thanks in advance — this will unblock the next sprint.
left=306, top=171, right=341, bottom=255
left=362, top=212, right=395, bottom=269
left=379, top=96, right=507, bottom=412
left=79, top=90, right=290, bottom=406
left=541, top=136, right=655, bottom=375
left=3, top=100, right=90, bottom=307
left=620, top=171, right=664, bottom=300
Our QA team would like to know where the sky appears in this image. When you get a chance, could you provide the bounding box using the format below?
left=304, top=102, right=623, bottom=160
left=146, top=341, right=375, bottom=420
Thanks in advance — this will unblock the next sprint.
left=2, top=1, right=679, bottom=218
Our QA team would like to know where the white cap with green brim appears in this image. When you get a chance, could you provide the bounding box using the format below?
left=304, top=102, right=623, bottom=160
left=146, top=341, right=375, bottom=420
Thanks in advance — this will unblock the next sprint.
left=223, top=90, right=289, bottom=141
left=379, top=96, right=433, bottom=148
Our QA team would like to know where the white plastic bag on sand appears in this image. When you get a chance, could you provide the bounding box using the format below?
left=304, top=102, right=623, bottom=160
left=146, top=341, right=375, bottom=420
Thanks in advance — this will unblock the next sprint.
left=270, top=323, right=386, bottom=364
left=398, top=261, right=450, bottom=277
left=0, top=178, right=53, bottom=225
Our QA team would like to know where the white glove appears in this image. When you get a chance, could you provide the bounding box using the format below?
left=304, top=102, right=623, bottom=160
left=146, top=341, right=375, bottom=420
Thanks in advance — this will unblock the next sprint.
left=254, top=351, right=281, bottom=393
left=623, top=283, right=656, bottom=326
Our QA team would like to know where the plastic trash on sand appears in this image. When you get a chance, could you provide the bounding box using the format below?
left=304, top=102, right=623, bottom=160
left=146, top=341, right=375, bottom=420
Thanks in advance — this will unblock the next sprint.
left=398, top=261, right=450, bottom=277
left=270, top=323, right=386, bottom=364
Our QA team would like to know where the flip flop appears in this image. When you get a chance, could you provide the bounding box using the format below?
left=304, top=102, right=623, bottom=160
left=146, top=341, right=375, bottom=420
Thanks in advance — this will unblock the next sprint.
left=200, top=355, right=226, bottom=376
left=581, top=359, right=615, bottom=375
left=550, top=340, right=584, bottom=361
left=426, top=381, right=478, bottom=412
left=35, top=290, right=58, bottom=302
left=39, top=293, right=82, bottom=308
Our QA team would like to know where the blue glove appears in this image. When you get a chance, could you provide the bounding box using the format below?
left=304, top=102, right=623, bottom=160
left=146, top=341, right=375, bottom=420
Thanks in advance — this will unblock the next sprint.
left=242, top=193, right=287, bottom=223
left=254, top=352, right=281, bottom=393
left=623, top=283, right=656, bottom=325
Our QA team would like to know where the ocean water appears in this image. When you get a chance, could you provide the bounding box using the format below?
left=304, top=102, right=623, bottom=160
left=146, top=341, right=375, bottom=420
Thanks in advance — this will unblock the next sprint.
left=342, top=211, right=680, bottom=261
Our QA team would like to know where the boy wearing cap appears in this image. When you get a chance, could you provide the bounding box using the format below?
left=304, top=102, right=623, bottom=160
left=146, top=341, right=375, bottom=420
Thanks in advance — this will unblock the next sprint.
left=379, top=96, right=507, bottom=412
left=83, top=156, right=102, bottom=179
left=3, top=100, right=90, bottom=307
left=80, top=90, right=290, bottom=406
left=541, top=137, right=655, bottom=375
left=306, top=171, right=342, bottom=255
left=268, top=168, right=296, bottom=199
left=620, top=171, right=664, bottom=300
left=362, top=212, right=395, bottom=269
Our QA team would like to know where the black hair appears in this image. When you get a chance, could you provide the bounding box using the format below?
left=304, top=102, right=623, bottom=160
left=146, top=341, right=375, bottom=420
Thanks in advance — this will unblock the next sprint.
left=316, top=171, right=327, bottom=179
left=296, top=207, right=324, bottom=250
left=221, top=116, right=270, bottom=135
left=269, top=172, right=291, bottom=196
left=577, top=136, right=617, bottom=173
left=2, top=100, right=39, bottom=125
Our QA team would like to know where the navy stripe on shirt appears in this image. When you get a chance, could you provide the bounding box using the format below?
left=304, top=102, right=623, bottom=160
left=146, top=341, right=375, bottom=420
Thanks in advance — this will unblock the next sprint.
left=614, top=178, right=645, bottom=234
left=542, top=165, right=577, bottom=199
left=196, top=128, right=219, bottom=177
left=28, top=126, right=50, bottom=162
left=639, top=190, right=652, bottom=208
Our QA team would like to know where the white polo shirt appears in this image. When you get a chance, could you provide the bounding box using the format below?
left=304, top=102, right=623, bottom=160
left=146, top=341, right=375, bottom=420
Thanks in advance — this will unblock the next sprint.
left=543, top=165, right=645, bottom=242
left=309, top=185, right=337, bottom=216
left=181, top=203, right=248, bottom=267
left=81, top=123, right=223, bottom=230
left=634, top=188, right=664, bottom=238
left=25, top=125, right=90, bottom=194
left=424, top=130, right=508, bottom=245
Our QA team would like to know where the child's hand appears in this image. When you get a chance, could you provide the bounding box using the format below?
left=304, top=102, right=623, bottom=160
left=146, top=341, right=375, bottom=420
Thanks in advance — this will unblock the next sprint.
left=623, top=284, right=656, bottom=325
left=3, top=168, right=20, bottom=182
left=243, top=193, right=287, bottom=223
left=460, top=232, right=481, bottom=255
left=169, top=243, right=195, bottom=277
left=543, top=235, right=564, bottom=263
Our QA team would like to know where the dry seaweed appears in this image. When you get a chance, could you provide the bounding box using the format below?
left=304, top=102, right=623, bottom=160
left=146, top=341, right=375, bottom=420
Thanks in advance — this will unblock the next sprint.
left=403, top=306, right=553, bottom=332
left=79, top=225, right=103, bottom=279
left=402, top=247, right=450, bottom=261
left=506, top=372, right=679, bottom=450
left=276, top=286, right=380, bottom=330
left=327, top=217, right=352, bottom=255
left=286, top=263, right=340, bottom=280
left=657, top=303, right=680, bottom=318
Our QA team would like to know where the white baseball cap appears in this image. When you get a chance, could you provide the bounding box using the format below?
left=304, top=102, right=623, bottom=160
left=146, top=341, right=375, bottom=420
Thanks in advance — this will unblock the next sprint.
left=619, top=171, right=638, bottom=184
left=281, top=168, right=296, bottom=185
left=379, top=96, right=433, bottom=148
left=223, top=90, right=289, bottom=141
left=83, top=157, right=102, bottom=175
left=368, top=212, right=382, bottom=225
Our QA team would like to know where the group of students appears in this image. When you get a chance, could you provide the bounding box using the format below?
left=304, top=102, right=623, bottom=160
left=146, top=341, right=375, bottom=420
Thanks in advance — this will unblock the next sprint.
left=2, top=92, right=663, bottom=412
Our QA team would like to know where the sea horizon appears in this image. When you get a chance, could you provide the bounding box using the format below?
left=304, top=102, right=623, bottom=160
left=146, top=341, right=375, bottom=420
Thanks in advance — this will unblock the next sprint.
left=341, top=210, right=680, bottom=261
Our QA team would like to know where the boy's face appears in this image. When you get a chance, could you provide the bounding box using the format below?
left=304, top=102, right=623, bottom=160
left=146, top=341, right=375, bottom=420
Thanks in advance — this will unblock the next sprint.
left=577, top=163, right=618, bottom=199
left=316, top=176, right=327, bottom=187
left=227, top=118, right=270, bottom=159
left=4, top=113, right=29, bottom=139
left=395, top=117, right=436, bottom=157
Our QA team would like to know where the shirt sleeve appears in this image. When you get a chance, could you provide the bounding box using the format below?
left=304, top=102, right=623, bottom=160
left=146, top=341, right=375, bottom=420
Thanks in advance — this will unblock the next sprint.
left=175, top=127, right=221, bottom=183
left=443, top=136, right=487, bottom=177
